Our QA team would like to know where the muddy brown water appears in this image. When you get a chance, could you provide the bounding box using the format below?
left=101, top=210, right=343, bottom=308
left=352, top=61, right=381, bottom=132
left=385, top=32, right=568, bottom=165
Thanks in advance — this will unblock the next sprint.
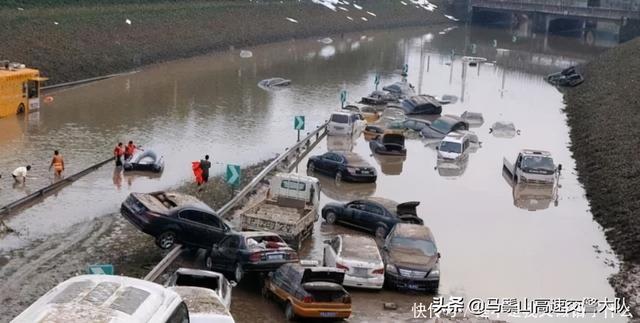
left=0, top=25, right=623, bottom=322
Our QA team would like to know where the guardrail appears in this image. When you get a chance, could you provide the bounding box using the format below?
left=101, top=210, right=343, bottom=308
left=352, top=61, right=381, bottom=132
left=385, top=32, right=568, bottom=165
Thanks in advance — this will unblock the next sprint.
left=0, top=157, right=113, bottom=216
left=144, top=121, right=328, bottom=282
left=42, top=70, right=139, bottom=92
left=470, top=0, right=640, bottom=20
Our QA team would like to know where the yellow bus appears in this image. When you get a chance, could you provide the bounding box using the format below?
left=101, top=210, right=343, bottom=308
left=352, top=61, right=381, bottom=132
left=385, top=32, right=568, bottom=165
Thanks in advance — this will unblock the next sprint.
left=0, top=61, right=48, bottom=118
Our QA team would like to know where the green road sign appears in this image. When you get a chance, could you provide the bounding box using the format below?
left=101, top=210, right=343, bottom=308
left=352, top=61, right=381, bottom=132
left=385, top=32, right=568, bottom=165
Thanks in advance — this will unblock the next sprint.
left=294, top=116, right=305, bottom=130
left=340, top=90, right=347, bottom=104
left=225, top=164, right=241, bottom=186
left=87, top=264, right=114, bottom=275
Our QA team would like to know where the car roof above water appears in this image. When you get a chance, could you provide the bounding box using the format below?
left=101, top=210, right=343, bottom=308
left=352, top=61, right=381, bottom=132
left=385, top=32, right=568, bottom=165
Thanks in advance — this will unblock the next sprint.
left=339, top=235, right=381, bottom=261
left=133, top=191, right=214, bottom=214
left=12, top=275, right=182, bottom=323
left=521, top=149, right=552, bottom=157
left=392, top=223, right=435, bottom=241
left=442, top=132, right=467, bottom=144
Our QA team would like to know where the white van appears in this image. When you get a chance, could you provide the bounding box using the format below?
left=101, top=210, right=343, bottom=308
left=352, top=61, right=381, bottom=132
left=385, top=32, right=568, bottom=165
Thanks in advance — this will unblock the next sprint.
left=437, top=131, right=474, bottom=161
left=12, top=275, right=188, bottom=323
left=327, top=111, right=365, bottom=136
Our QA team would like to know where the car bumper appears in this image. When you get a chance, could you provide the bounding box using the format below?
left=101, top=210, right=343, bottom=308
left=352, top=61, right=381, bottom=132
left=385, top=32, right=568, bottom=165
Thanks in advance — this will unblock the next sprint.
left=343, top=173, right=377, bottom=183
left=343, top=274, right=384, bottom=289
left=385, top=272, right=439, bottom=292
left=293, top=305, right=351, bottom=319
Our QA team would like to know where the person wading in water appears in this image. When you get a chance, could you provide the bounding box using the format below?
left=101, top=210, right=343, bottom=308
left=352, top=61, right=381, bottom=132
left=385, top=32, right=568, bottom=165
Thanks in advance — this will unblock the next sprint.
left=49, top=150, right=65, bottom=177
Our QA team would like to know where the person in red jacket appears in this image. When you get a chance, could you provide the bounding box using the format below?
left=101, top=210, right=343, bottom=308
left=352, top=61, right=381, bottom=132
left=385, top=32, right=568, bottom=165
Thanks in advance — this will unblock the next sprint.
left=113, top=143, right=125, bottom=166
left=192, top=161, right=204, bottom=186
left=124, top=141, right=138, bottom=160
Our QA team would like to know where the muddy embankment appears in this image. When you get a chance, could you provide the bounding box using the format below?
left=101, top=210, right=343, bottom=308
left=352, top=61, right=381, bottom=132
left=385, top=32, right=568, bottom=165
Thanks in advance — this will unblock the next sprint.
left=0, top=0, right=449, bottom=85
left=0, top=160, right=272, bottom=321
left=564, top=37, right=640, bottom=318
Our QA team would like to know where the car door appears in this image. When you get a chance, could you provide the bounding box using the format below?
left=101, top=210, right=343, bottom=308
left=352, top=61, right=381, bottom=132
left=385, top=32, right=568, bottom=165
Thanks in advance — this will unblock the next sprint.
left=324, top=153, right=342, bottom=175
left=317, top=153, right=334, bottom=174
left=323, top=237, right=340, bottom=267
left=176, top=210, right=210, bottom=247
left=216, top=235, right=240, bottom=271
left=342, top=201, right=364, bottom=226
left=199, top=212, right=227, bottom=246
left=357, top=203, right=385, bottom=231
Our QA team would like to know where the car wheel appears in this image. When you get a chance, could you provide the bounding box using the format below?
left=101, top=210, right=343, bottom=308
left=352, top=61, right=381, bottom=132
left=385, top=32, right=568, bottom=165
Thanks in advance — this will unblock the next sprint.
left=205, top=255, right=214, bottom=270
left=155, top=231, right=176, bottom=249
left=16, top=103, right=25, bottom=114
left=375, top=226, right=387, bottom=239
left=325, top=211, right=337, bottom=224
left=308, top=162, right=315, bottom=173
left=233, top=263, right=244, bottom=283
left=285, top=301, right=296, bottom=321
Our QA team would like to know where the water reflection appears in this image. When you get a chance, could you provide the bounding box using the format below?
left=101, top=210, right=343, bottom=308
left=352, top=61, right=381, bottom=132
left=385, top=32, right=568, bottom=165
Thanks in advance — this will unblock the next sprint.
left=312, top=171, right=376, bottom=202
left=513, top=183, right=559, bottom=211
left=372, top=153, right=406, bottom=176
left=435, top=154, right=469, bottom=178
left=326, top=134, right=356, bottom=152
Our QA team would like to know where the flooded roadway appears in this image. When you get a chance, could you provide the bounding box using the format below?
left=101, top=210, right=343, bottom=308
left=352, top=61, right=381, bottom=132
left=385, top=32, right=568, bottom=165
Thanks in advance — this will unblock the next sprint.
left=0, top=24, right=623, bottom=322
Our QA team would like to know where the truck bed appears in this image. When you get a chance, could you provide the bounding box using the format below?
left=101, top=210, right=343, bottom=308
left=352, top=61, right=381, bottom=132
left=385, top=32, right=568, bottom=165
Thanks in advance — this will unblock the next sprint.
left=241, top=198, right=316, bottom=239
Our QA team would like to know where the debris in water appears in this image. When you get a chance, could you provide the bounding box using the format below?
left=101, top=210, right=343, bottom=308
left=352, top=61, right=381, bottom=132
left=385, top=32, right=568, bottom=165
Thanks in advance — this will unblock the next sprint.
left=350, top=41, right=360, bottom=50
left=285, top=17, right=299, bottom=23
left=240, top=50, right=253, bottom=58
left=346, top=16, right=354, bottom=21
left=384, top=302, right=397, bottom=310
left=424, top=33, right=434, bottom=42
left=366, top=11, right=376, bottom=16
left=319, top=37, right=333, bottom=44
left=400, top=1, right=408, bottom=5
left=353, top=3, right=363, bottom=10
left=360, top=35, right=367, bottom=40
left=319, top=45, right=336, bottom=58
left=339, top=6, right=349, bottom=11
left=444, top=14, right=459, bottom=22
left=53, top=21, right=59, bottom=25
left=17, top=7, right=24, bottom=11
left=410, top=0, right=437, bottom=11
left=125, top=19, right=132, bottom=25
left=361, top=17, right=368, bottom=21
left=258, top=77, right=292, bottom=90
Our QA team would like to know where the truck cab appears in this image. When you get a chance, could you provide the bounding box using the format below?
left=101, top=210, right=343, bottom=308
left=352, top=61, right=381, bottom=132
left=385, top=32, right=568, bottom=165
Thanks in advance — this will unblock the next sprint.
left=0, top=61, right=48, bottom=118
left=504, top=150, right=561, bottom=184
left=268, top=173, right=320, bottom=207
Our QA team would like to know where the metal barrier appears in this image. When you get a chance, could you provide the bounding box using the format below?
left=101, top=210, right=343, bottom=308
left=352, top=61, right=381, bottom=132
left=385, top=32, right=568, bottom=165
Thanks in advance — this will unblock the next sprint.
left=144, top=121, right=328, bottom=282
left=0, top=157, right=113, bottom=216
left=42, top=70, right=139, bottom=92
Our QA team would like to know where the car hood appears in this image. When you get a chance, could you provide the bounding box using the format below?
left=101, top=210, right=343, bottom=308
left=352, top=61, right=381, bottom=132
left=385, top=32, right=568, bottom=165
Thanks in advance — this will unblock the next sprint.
left=387, top=247, right=437, bottom=270
left=323, top=202, right=344, bottom=210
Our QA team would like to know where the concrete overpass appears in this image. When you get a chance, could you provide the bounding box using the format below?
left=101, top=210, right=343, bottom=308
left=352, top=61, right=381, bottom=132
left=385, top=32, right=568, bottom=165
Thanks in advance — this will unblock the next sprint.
left=465, top=0, right=640, bottom=43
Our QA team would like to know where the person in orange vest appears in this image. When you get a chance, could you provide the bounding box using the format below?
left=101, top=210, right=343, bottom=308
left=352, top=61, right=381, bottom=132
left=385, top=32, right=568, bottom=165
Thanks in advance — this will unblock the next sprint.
left=49, top=150, right=65, bottom=177
left=192, top=161, right=204, bottom=186
left=113, top=142, right=125, bottom=166
left=124, top=141, right=138, bottom=160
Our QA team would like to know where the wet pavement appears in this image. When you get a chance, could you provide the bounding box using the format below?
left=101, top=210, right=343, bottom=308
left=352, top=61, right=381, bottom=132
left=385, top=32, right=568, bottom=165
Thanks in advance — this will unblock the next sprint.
left=0, top=24, right=623, bottom=322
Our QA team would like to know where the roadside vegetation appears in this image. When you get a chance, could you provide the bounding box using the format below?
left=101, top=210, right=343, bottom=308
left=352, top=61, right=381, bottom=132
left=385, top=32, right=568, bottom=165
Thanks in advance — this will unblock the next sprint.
left=0, top=0, right=447, bottom=84
left=565, top=36, right=640, bottom=317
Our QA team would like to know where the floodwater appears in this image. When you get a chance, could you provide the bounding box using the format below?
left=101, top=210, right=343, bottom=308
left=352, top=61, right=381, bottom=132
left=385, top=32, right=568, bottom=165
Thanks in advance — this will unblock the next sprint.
left=0, top=24, right=623, bottom=322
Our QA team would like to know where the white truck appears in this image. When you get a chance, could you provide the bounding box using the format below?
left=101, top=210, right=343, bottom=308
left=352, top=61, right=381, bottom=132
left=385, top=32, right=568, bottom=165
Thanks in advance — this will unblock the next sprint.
left=503, top=150, right=561, bottom=185
left=240, top=173, right=320, bottom=250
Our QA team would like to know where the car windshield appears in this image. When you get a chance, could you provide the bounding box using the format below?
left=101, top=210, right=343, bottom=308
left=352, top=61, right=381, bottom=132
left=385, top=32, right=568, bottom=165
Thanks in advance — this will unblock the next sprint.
left=331, top=114, right=349, bottom=123
left=522, top=156, right=555, bottom=172
left=390, top=237, right=437, bottom=257
left=439, top=141, right=461, bottom=153
left=430, top=119, right=452, bottom=133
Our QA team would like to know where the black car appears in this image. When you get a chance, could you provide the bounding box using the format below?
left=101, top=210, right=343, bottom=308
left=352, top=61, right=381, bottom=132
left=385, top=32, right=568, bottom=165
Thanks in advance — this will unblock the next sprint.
left=120, top=191, right=232, bottom=250
left=420, top=115, right=469, bottom=139
left=322, top=197, right=423, bottom=239
left=382, top=81, right=416, bottom=99
left=307, top=152, right=377, bottom=183
left=398, top=95, right=442, bottom=115
left=361, top=90, right=398, bottom=105
left=382, top=223, right=440, bottom=293
left=369, top=132, right=406, bottom=156
left=205, top=231, right=299, bottom=282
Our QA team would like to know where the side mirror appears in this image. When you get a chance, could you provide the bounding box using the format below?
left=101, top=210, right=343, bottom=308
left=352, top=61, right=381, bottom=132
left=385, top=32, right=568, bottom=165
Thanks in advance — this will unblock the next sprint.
left=229, top=281, right=238, bottom=288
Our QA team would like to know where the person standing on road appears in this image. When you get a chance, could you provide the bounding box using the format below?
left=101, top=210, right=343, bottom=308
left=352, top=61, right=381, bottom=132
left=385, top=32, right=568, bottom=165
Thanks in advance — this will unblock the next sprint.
left=12, top=165, right=31, bottom=183
left=49, top=150, right=65, bottom=177
left=113, top=142, right=125, bottom=166
left=200, top=155, right=212, bottom=183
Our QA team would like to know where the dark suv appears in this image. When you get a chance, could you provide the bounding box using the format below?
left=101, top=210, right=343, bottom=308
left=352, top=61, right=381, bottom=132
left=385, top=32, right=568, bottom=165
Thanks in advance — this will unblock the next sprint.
left=121, top=191, right=232, bottom=250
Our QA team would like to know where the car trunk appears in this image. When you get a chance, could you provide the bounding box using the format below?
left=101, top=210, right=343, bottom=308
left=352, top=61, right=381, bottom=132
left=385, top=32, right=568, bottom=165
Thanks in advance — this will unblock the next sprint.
left=382, top=134, right=405, bottom=151
left=302, top=282, right=348, bottom=302
left=396, top=201, right=419, bottom=216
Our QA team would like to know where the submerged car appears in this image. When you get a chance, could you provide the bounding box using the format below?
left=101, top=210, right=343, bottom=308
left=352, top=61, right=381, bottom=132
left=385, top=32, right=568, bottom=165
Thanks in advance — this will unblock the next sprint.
left=369, top=132, right=406, bottom=156
left=307, top=151, right=377, bottom=183
left=490, top=121, right=520, bottom=138
left=546, top=66, right=583, bottom=87
left=258, top=77, right=292, bottom=90
left=382, top=223, right=440, bottom=293
left=461, top=111, right=484, bottom=127
left=398, top=95, right=442, bottom=115
left=382, top=81, right=416, bottom=99
left=322, top=197, right=423, bottom=239
left=343, top=104, right=381, bottom=123
left=379, top=107, right=407, bottom=124
left=323, top=235, right=385, bottom=289
left=388, top=118, right=431, bottom=132
left=503, top=149, right=561, bottom=185
left=327, top=111, right=366, bottom=136
left=263, top=264, right=352, bottom=321
left=166, top=268, right=235, bottom=310
left=437, top=131, right=477, bottom=161
left=363, top=124, right=386, bottom=141
left=205, top=231, right=299, bottom=282
left=121, top=191, right=232, bottom=250
left=361, top=90, right=398, bottom=105
left=420, top=115, right=469, bottom=139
